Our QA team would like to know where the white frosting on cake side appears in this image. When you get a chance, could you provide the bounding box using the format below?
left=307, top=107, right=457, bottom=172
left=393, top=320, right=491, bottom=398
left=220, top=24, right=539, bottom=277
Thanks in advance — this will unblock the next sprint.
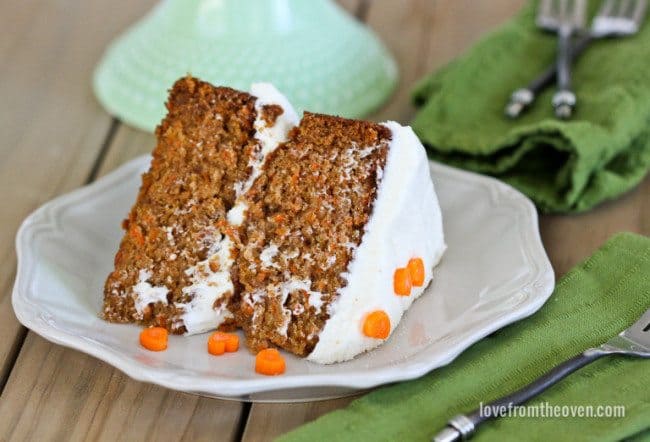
left=228, top=83, right=299, bottom=225
left=176, top=234, right=235, bottom=334
left=175, top=84, right=297, bottom=335
left=307, top=121, right=446, bottom=364
left=132, top=269, right=169, bottom=318
left=251, top=83, right=298, bottom=161
left=275, top=279, right=324, bottom=337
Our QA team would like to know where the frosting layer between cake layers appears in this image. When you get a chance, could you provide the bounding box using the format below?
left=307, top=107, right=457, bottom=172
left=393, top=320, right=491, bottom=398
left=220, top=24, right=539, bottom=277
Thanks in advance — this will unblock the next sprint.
left=307, top=121, right=446, bottom=363
left=175, top=83, right=298, bottom=334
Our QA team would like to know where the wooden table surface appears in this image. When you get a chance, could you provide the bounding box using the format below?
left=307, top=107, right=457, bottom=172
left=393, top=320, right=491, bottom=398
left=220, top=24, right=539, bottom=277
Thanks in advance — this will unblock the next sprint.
left=1, top=0, right=648, bottom=440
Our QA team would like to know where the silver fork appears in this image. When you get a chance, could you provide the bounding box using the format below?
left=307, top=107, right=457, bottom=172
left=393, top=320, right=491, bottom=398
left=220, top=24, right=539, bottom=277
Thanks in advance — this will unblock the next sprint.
left=505, top=0, right=648, bottom=119
left=432, top=307, right=650, bottom=442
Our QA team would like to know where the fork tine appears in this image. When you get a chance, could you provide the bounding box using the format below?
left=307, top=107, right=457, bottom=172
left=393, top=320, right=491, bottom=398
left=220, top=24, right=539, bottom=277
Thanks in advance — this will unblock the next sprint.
left=557, top=0, right=565, bottom=18
left=630, top=0, right=648, bottom=23
left=537, top=0, right=561, bottom=28
left=574, top=0, right=588, bottom=27
left=538, top=0, right=552, bottom=20
left=536, top=0, right=554, bottom=26
left=554, top=0, right=562, bottom=18
left=598, top=0, right=616, bottom=17
left=618, top=0, right=632, bottom=16
left=555, top=0, right=586, bottom=28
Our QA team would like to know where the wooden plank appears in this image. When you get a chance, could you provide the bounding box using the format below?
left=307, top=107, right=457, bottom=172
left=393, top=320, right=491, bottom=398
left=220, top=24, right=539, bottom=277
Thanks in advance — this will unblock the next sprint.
left=366, top=0, right=439, bottom=122
left=242, top=397, right=360, bottom=442
left=0, top=333, right=243, bottom=442
left=0, top=0, right=158, bottom=387
left=423, top=0, right=526, bottom=70
left=541, top=176, right=650, bottom=277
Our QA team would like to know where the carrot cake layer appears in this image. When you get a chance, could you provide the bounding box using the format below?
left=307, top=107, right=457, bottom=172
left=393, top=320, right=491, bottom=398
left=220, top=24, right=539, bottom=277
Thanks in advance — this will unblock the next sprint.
left=234, top=113, right=391, bottom=356
left=305, top=119, right=445, bottom=363
left=102, top=76, right=298, bottom=334
left=234, top=113, right=446, bottom=363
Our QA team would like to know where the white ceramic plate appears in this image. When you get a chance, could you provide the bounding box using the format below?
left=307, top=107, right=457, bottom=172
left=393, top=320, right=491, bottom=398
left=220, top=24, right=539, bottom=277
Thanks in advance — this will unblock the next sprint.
left=13, top=156, right=554, bottom=402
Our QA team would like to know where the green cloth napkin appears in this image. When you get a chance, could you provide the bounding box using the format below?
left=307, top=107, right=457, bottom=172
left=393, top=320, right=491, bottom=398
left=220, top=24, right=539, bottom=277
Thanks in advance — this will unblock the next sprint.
left=411, top=1, right=650, bottom=213
left=280, top=232, right=650, bottom=442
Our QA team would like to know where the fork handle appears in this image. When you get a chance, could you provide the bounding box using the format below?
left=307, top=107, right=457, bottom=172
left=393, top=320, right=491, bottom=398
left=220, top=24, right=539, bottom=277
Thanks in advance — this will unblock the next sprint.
left=505, top=34, right=592, bottom=119
left=432, top=349, right=607, bottom=442
left=552, top=26, right=577, bottom=119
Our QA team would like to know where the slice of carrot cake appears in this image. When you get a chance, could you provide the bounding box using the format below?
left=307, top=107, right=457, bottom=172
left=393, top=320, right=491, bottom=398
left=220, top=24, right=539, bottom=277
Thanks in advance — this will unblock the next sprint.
left=103, top=76, right=445, bottom=363
left=102, top=76, right=298, bottom=334
left=233, top=113, right=445, bottom=363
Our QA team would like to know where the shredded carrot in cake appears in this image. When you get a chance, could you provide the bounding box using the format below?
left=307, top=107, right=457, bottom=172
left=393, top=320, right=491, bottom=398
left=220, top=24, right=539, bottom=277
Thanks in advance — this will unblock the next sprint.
left=407, top=258, right=425, bottom=287
left=393, top=267, right=412, bottom=296
left=208, top=332, right=239, bottom=355
left=255, top=348, right=286, bottom=375
left=128, top=225, right=145, bottom=246
left=139, top=327, right=168, bottom=351
left=102, top=78, right=260, bottom=335
left=362, top=310, right=391, bottom=339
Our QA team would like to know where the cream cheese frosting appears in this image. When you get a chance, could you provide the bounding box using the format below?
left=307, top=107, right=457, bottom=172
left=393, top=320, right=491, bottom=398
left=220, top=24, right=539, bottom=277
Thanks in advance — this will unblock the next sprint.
left=133, top=269, right=169, bottom=318
left=307, top=121, right=446, bottom=364
left=228, top=83, right=299, bottom=225
left=176, top=233, right=235, bottom=334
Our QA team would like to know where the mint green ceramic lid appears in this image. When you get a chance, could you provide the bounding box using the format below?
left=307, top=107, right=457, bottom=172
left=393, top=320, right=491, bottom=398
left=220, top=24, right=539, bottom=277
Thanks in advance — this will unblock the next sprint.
left=93, top=0, right=398, bottom=132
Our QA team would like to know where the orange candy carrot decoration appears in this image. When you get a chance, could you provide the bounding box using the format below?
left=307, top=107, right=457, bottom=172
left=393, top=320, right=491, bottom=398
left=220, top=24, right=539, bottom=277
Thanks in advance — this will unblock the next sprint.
left=393, top=267, right=412, bottom=296
left=407, top=258, right=425, bottom=286
left=139, top=327, right=168, bottom=351
left=255, top=348, right=286, bottom=376
left=208, top=332, right=239, bottom=355
left=363, top=310, right=391, bottom=339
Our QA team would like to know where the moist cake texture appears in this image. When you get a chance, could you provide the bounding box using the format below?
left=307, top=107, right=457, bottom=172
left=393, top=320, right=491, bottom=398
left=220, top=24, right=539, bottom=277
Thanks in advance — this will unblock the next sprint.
left=234, top=113, right=391, bottom=356
left=103, top=76, right=445, bottom=363
left=307, top=120, right=445, bottom=363
left=102, top=76, right=297, bottom=334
